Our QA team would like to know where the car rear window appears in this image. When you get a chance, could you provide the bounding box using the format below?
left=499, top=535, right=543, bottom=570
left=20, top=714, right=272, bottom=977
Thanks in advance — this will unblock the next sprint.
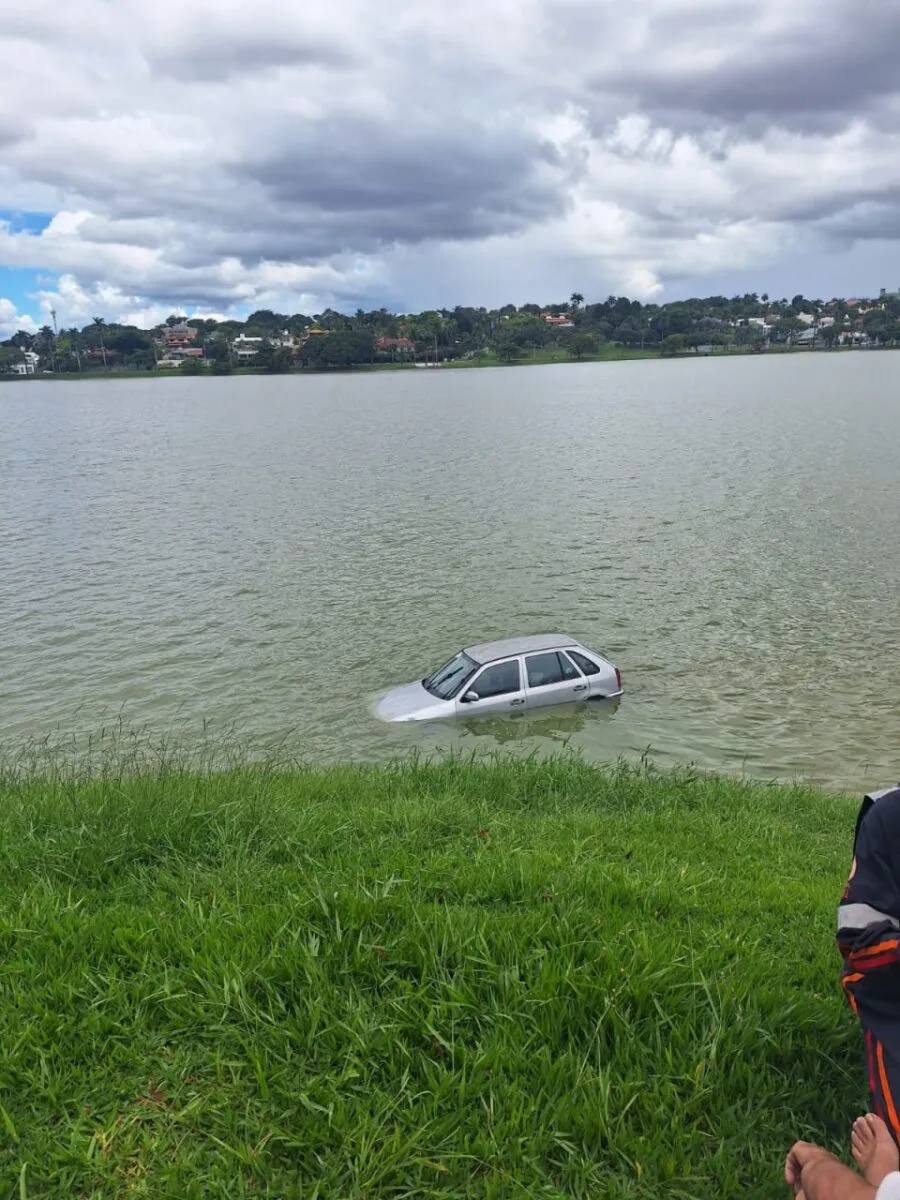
left=567, top=650, right=601, bottom=676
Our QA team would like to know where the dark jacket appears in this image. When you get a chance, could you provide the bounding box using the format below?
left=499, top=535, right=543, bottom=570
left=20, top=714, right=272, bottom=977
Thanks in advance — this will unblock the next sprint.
left=838, top=785, right=900, bottom=1135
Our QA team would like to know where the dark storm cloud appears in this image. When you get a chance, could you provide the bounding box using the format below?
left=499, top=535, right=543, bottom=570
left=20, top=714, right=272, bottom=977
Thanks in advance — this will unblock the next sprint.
left=817, top=197, right=900, bottom=243
left=592, top=3, right=900, bottom=131
left=228, top=120, right=575, bottom=252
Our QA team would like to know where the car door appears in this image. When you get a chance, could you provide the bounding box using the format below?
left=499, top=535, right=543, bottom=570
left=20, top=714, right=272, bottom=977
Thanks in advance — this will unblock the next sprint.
left=523, top=650, right=589, bottom=710
left=566, top=648, right=614, bottom=698
left=455, top=657, right=526, bottom=715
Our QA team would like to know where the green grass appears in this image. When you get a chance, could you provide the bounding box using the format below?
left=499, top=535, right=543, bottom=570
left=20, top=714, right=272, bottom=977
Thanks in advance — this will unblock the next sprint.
left=0, top=756, right=863, bottom=1198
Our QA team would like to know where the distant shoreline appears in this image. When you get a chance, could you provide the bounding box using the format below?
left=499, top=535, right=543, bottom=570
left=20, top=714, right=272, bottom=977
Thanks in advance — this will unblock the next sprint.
left=1, top=341, right=891, bottom=382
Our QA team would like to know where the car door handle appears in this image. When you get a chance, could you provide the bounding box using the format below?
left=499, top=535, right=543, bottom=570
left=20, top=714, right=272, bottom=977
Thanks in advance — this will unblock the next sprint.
left=510, top=698, right=525, bottom=706
left=573, top=685, right=588, bottom=693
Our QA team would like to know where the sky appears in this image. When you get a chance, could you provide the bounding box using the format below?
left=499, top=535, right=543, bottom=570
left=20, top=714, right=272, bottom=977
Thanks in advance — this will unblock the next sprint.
left=2, top=0, right=900, bottom=336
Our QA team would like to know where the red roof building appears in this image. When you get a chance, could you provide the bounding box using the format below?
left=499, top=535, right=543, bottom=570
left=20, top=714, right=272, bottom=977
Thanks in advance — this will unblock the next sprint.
left=376, top=336, right=415, bottom=351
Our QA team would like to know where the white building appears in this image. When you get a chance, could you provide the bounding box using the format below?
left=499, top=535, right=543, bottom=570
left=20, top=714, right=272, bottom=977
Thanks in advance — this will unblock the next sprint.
left=231, top=335, right=265, bottom=361
left=9, top=351, right=40, bottom=375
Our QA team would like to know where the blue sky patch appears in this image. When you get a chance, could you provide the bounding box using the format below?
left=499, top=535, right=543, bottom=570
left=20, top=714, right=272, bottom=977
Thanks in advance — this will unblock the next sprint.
left=0, top=268, right=48, bottom=317
left=0, top=209, right=54, bottom=235
left=0, top=213, right=56, bottom=319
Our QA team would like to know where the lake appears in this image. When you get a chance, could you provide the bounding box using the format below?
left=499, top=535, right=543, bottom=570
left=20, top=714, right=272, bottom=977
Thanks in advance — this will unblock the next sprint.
left=2, top=354, right=899, bottom=789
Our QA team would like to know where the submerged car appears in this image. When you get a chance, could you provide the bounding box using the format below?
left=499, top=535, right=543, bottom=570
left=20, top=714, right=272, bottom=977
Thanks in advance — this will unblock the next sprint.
left=375, top=633, right=622, bottom=723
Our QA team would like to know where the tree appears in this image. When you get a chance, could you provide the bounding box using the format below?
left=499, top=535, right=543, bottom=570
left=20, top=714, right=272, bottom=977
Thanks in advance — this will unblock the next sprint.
left=301, top=331, right=374, bottom=369
left=204, top=338, right=230, bottom=364
left=105, top=327, right=153, bottom=356
left=179, top=357, right=206, bottom=374
left=772, top=317, right=803, bottom=345
left=35, top=324, right=55, bottom=369
left=246, top=309, right=288, bottom=332
left=820, top=325, right=840, bottom=350
left=660, top=333, right=687, bottom=356
left=569, top=292, right=584, bottom=311
left=57, top=328, right=83, bottom=372
left=92, top=317, right=108, bottom=369
left=253, top=342, right=293, bottom=372
left=129, top=349, right=157, bottom=371
left=566, top=332, right=597, bottom=359
left=863, top=310, right=887, bottom=344
left=496, top=333, right=522, bottom=362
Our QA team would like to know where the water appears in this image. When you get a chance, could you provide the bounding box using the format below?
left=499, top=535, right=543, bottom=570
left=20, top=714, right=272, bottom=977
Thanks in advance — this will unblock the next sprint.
left=2, top=354, right=899, bottom=790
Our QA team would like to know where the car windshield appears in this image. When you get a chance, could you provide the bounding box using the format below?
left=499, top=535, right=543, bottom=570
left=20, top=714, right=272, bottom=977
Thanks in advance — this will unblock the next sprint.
left=423, top=652, right=478, bottom=700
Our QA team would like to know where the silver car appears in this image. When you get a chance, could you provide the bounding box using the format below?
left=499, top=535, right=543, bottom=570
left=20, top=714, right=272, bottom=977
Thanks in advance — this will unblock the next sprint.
left=375, top=633, right=622, bottom=722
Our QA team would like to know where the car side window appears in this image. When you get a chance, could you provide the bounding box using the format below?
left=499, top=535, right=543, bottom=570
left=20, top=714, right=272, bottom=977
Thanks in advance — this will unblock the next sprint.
left=526, top=651, right=577, bottom=688
left=568, top=650, right=601, bottom=676
left=470, top=659, right=521, bottom=698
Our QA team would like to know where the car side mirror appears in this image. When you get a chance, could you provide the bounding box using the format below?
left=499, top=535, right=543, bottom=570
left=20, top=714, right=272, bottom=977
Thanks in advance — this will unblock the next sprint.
left=462, top=691, right=480, bottom=703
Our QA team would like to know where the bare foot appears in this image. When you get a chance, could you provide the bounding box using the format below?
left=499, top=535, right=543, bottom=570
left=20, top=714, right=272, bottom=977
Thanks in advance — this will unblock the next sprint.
left=852, top=1113, right=899, bottom=1187
left=786, top=1142, right=829, bottom=1197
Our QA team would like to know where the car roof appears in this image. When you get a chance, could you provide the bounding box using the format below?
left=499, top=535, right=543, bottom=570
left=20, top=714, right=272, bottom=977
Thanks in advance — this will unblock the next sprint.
left=464, top=633, right=578, bottom=665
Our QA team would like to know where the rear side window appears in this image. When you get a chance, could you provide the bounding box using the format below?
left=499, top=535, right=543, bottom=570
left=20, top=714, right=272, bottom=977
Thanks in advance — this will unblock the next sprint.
left=472, top=659, right=521, bottom=698
left=526, top=651, right=580, bottom=687
left=567, top=650, right=601, bottom=676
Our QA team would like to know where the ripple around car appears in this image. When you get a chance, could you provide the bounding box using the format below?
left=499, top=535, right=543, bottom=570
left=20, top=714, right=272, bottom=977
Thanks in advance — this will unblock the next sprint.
left=375, top=634, right=622, bottom=723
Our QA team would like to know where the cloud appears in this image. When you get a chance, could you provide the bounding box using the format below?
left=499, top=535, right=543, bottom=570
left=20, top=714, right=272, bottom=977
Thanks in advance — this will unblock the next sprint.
left=586, top=1, right=900, bottom=132
left=0, top=298, right=38, bottom=338
left=1, top=0, right=900, bottom=326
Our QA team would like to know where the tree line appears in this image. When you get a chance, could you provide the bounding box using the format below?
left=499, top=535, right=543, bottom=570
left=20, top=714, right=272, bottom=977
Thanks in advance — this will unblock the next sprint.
left=4, top=290, right=900, bottom=374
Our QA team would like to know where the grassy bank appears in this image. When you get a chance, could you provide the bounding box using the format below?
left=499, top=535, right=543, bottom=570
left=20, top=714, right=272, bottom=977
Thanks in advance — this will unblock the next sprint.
left=0, top=757, right=861, bottom=1198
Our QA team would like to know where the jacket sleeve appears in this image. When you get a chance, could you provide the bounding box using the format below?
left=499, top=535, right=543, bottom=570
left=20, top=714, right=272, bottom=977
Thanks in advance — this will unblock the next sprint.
left=838, top=803, right=900, bottom=973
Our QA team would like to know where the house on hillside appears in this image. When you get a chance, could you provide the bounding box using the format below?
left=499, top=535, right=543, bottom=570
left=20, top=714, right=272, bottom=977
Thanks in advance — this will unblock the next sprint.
left=231, top=335, right=265, bottom=362
left=793, top=328, right=818, bottom=346
left=541, top=313, right=574, bottom=329
left=87, top=347, right=121, bottom=364
left=375, top=336, right=415, bottom=353
left=9, top=351, right=40, bottom=375
left=163, top=322, right=199, bottom=352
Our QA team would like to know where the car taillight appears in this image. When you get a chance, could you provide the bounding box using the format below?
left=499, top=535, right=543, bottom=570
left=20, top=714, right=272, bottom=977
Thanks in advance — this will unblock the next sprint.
left=615, top=666, right=622, bottom=690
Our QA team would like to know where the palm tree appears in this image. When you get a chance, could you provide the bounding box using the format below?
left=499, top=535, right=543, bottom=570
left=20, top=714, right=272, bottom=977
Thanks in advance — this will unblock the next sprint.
left=569, top=292, right=584, bottom=311
left=92, top=317, right=108, bottom=369
left=36, top=324, right=56, bottom=372
left=65, top=327, right=84, bottom=372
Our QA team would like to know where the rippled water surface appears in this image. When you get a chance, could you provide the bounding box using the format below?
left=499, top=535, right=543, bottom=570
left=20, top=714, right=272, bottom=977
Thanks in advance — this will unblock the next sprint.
left=2, top=355, right=899, bottom=788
